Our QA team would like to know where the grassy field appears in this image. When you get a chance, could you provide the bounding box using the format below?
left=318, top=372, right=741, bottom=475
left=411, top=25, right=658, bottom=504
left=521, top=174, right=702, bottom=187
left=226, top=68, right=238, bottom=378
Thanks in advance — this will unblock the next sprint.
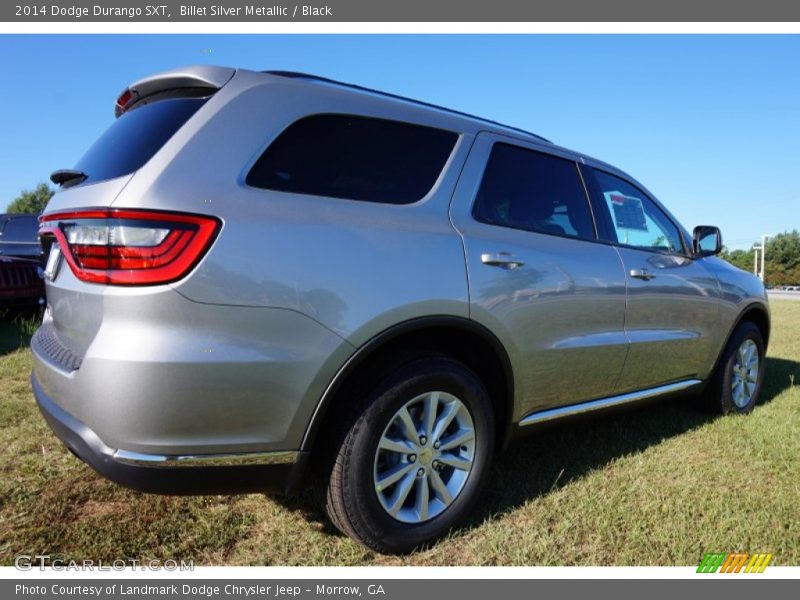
left=0, top=304, right=797, bottom=566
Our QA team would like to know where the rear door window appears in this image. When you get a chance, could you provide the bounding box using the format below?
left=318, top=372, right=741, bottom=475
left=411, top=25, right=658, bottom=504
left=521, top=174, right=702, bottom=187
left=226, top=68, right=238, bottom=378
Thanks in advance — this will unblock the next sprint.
left=472, top=143, right=595, bottom=240
left=74, top=97, right=209, bottom=186
left=246, top=114, right=458, bottom=205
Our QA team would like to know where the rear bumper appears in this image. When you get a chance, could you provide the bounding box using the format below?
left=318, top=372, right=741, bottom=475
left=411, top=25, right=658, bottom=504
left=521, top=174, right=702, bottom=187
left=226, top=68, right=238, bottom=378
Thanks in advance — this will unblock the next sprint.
left=30, top=282, right=353, bottom=456
left=32, top=373, right=309, bottom=495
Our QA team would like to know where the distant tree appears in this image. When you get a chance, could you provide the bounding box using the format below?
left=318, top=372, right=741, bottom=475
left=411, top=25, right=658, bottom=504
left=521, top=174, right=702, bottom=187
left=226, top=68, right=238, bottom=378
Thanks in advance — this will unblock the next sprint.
left=6, top=182, right=54, bottom=214
left=721, top=231, right=800, bottom=285
left=764, top=231, right=800, bottom=286
left=766, top=231, right=800, bottom=271
left=720, top=247, right=756, bottom=273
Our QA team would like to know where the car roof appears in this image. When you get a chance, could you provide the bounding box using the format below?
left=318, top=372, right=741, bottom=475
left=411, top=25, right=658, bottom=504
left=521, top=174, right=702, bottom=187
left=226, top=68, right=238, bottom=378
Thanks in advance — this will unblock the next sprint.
left=262, top=70, right=555, bottom=146
left=257, top=70, right=636, bottom=175
left=256, top=70, right=684, bottom=227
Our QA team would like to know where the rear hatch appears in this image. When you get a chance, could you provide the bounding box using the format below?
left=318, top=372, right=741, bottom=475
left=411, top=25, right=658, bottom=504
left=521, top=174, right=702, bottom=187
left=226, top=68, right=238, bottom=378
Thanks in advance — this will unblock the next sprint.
left=46, top=65, right=235, bottom=211
left=38, top=65, right=233, bottom=358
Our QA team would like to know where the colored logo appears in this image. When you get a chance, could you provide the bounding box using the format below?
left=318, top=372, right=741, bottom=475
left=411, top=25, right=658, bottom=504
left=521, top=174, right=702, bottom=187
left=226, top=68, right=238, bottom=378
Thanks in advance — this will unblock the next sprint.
left=697, top=553, right=773, bottom=573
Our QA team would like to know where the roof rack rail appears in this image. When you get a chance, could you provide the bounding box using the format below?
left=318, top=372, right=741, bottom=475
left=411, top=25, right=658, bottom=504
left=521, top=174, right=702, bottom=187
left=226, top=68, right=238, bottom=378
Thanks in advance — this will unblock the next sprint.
left=263, top=70, right=552, bottom=144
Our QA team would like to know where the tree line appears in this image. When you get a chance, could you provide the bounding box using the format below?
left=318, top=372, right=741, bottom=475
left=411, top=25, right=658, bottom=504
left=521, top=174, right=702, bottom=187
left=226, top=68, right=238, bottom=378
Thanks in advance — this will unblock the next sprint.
left=5, top=182, right=54, bottom=214
left=721, top=231, right=800, bottom=287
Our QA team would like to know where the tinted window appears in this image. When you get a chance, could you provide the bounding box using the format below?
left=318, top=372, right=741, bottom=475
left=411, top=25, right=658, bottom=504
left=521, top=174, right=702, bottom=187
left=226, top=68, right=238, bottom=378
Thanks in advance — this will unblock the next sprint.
left=246, top=114, right=457, bottom=204
left=473, top=143, right=595, bottom=240
left=1, top=216, right=39, bottom=242
left=74, top=97, right=209, bottom=186
left=592, top=169, right=684, bottom=253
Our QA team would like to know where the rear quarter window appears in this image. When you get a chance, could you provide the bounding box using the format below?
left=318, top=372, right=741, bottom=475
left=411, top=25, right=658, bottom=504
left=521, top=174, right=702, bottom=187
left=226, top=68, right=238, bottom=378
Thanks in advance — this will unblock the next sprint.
left=246, top=114, right=458, bottom=205
left=73, top=96, right=209, bottom=186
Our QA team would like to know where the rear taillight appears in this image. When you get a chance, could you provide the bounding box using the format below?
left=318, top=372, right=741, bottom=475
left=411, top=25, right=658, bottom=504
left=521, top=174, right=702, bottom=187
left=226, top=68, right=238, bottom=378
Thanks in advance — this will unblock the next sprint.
left=39, top=209, right=220, bottom=286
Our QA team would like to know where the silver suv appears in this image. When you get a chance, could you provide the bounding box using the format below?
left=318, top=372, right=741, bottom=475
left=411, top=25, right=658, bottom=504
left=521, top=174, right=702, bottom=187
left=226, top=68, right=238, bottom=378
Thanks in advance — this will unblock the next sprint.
left=32, top=66, right=769, bottom=554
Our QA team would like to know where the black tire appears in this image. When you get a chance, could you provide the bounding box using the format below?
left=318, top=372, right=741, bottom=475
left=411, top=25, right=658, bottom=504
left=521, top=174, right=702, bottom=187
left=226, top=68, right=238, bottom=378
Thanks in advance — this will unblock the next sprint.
left=706, top=321, right=766, bottom=415
left=325, top=356, right=494, bottom=554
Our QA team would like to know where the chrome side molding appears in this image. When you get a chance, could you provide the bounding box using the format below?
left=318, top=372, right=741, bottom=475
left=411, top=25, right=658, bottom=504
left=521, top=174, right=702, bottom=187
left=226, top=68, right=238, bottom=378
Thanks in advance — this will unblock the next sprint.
left=519, top=379, right=703, bottom=427
left=113, top=449, right=298, bottom=468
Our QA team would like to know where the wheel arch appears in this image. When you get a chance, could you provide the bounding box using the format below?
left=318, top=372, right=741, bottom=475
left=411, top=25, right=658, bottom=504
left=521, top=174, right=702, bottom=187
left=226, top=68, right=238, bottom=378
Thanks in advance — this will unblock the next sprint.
left=300, top=316, right=516, bottom=456
left=732, top=301, right=771, bottom=350
left=708, top=301, right=771, bottom=381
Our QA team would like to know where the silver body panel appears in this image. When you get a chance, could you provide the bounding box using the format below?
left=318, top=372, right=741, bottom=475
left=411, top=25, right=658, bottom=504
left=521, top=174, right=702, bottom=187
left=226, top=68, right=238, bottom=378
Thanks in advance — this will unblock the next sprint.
left=35, top=66, right=769, bottom=465
left=33, top=265, right=352, bottom=455
left=612, top=247, right=722, bottom=392
left=449, top=132, right=629, bottom=419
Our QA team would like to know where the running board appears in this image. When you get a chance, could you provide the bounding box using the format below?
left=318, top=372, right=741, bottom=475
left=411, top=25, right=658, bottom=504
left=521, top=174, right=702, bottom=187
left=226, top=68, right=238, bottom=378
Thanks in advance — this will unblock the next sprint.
left=519, top=379, right=703, bottom=427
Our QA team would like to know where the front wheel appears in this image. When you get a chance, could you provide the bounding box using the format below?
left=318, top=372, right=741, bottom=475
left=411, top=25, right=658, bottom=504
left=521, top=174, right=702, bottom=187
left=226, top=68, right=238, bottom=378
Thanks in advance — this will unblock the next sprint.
left=325, top=356, right=494, bottom=554
left=706, top=321, right=766, bottom=415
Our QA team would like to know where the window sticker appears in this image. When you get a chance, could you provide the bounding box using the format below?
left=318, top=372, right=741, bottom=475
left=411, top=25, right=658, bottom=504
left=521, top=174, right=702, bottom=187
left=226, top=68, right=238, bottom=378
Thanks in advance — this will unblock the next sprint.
left=605, top=191, right=648, bottom=232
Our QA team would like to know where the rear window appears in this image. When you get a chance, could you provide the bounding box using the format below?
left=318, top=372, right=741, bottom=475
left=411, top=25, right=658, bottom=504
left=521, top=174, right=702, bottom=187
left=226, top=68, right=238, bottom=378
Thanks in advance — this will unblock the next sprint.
left=1, top=216, right=39, bottom=243
left=246, top=114, right=458, bottom=205
left=73, top=97, right=209, bottom=186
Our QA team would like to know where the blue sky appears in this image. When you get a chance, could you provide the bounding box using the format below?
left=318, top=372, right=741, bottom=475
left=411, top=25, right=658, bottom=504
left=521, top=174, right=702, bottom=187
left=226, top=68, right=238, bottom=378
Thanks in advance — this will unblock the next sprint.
left=1, top=34, right=798, bottom=249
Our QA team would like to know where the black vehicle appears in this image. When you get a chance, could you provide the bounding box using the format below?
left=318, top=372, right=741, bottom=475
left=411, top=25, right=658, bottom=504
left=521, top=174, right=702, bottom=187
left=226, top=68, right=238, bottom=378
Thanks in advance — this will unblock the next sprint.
left=0, top=214, right=42, bottom=261
left=0, top=214, right=44, bottom=307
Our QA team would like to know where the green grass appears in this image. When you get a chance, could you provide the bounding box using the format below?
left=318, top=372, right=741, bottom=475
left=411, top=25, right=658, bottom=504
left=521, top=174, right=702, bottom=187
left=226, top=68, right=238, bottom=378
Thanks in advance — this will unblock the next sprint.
left=1, top=304, right=798, bottom=566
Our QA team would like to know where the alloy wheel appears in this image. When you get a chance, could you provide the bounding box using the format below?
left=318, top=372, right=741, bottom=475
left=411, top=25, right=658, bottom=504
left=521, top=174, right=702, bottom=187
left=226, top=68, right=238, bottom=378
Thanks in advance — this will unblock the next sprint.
left=372, top=391, right=476, bottom=524
left=731, top=338, right=759, bottom=408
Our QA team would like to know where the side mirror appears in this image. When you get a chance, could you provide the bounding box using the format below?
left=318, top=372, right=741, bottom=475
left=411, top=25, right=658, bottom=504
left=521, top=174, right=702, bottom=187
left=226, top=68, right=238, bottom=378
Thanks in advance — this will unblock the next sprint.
left=693, top=225, right=722, bottom=257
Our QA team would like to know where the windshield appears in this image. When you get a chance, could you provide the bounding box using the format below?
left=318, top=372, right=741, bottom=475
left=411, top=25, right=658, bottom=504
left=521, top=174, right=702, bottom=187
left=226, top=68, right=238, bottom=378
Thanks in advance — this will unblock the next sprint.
left=1, top=216, right=39, bottom=243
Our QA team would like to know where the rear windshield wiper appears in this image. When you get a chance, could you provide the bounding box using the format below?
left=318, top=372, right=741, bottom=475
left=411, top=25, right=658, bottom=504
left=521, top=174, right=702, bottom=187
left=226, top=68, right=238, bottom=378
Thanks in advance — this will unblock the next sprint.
left=50, top=169, right=88, bottom=188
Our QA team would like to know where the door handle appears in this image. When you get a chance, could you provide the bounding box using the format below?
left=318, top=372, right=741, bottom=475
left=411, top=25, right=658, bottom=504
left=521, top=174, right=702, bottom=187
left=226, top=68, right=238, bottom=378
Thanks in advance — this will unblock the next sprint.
left=481, top=252, right=524, bottom=269
left=630, top=268, right=656, bottom=281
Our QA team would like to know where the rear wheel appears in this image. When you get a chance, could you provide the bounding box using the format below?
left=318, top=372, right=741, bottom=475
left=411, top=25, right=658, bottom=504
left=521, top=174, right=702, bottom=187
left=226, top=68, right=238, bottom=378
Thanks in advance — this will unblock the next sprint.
left=706, top=321, right=765, bottom=415
left=325, top=356, right=494, bottom=554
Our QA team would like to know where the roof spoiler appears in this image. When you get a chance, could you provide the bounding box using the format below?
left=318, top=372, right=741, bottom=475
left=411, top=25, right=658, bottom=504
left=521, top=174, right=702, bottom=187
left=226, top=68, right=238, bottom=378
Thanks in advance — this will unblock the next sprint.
left=114, top=65, right=236, bottom=117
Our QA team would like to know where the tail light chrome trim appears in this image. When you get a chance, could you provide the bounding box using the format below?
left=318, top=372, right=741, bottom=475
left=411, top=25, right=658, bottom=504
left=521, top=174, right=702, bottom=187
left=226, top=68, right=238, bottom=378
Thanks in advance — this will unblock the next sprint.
left=39, top=209, right=220, bottom=286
